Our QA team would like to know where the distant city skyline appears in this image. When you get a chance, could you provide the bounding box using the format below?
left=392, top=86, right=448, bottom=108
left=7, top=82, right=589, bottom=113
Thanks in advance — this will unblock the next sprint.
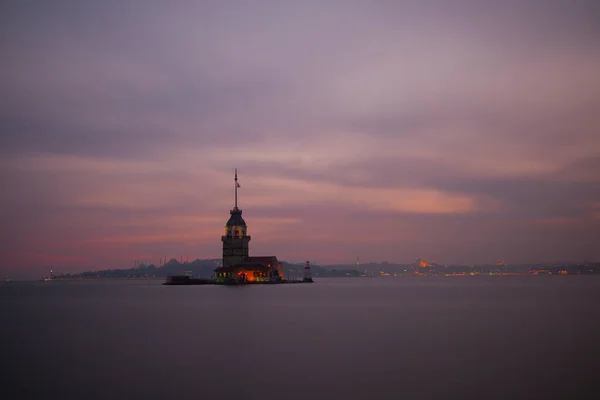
left=1, top=0, right=599, bottom=279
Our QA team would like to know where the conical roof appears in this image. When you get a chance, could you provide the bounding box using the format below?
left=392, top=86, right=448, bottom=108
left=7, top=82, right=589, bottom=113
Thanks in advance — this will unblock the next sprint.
left=226, top=208, right=246, bottom=227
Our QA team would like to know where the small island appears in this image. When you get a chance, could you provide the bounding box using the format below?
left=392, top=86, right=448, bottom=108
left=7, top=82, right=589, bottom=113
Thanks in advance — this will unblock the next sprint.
left=164, top=169, right=313, bottom=285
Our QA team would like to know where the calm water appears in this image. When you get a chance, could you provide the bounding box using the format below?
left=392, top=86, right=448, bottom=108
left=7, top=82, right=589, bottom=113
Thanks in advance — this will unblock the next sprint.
left=2, top=277, right=599, bottom=399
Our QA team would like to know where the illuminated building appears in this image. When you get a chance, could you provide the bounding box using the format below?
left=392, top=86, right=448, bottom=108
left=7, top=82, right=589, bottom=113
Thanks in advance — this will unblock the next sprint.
left=214, top=169, right=284, bottom=283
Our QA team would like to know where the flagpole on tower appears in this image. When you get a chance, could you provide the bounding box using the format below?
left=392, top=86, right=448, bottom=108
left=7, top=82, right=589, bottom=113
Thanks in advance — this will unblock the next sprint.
left=234, top=168, right=239, bottom=209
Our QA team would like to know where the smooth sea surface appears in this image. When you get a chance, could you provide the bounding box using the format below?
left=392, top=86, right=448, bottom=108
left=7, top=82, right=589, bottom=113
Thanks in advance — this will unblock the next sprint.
left=2, top=277, right=599, bottom=399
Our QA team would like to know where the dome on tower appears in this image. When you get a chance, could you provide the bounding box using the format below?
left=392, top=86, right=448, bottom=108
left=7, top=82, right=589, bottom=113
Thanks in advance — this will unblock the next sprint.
left=226, top=208, right=246, bottom=227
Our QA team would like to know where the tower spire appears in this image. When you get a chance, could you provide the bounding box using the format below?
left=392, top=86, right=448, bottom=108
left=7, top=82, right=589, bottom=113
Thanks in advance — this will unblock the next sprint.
left=234, top=168, right=238, bottom=209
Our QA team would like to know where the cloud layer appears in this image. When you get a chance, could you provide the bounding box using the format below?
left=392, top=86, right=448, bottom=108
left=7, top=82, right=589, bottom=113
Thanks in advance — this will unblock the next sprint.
left=2, top=0, right=599, bottom=278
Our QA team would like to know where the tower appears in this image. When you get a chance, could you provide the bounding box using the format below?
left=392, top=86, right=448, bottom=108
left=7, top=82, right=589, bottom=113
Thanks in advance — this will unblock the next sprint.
left=221, top=169, right=251, bottom=268
left=303, top=261, right=313, bottom=282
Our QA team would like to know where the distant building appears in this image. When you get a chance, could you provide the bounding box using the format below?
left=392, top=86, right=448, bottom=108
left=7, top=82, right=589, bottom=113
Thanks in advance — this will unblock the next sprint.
left=214, top=170, right=283, bottom=283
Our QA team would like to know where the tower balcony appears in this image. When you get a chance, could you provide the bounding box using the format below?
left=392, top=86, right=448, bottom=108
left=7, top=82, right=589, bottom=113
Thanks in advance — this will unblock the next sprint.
left=222, top=235, right=251, bottom=242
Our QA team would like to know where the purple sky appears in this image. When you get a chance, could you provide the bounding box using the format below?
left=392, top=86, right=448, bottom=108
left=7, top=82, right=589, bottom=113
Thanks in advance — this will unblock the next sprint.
left=1, top=0, right=599, bottom=278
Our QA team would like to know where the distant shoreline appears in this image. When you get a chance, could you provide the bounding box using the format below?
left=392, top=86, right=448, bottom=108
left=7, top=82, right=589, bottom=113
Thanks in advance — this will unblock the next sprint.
left=33, top=273, right=600, bottom=282
left=27, top=260, right=597, bottom=282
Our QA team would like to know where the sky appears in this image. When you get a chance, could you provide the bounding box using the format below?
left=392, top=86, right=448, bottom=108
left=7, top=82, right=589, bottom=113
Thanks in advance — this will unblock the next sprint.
left=1, top=0, right=599, bottom=278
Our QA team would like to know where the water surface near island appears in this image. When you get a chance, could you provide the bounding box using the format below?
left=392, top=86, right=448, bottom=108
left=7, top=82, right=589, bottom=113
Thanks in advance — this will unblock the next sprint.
left=2, top=277, right=599, bottom=399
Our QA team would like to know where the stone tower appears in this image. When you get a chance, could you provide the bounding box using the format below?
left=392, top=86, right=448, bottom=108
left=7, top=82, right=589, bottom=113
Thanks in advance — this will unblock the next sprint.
left=221, top=169, right=251, bottom=268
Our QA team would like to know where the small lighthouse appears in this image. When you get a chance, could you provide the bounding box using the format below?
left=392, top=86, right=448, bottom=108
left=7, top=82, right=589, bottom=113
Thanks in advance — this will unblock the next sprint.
left=303, top=261, right=313, bottom=283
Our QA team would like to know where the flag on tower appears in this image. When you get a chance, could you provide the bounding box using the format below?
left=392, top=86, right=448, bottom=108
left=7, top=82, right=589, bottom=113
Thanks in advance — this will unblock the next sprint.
left=237, top=182, right=240, bottom=188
